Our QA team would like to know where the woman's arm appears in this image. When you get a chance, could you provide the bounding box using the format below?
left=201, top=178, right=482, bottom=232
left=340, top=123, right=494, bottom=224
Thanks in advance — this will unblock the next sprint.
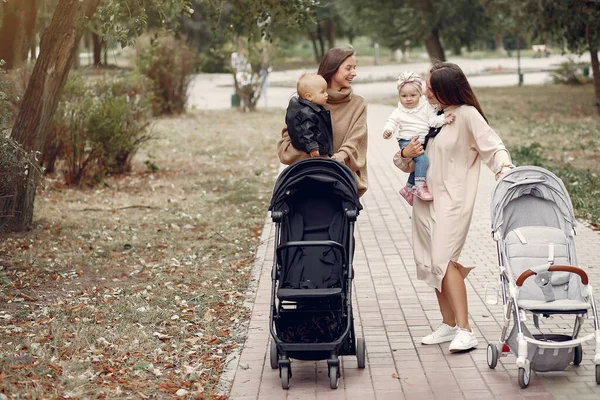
left=392, top=136, right=420, bottom=172
left=467, top=108, right=515, bottom=178
left=277, top=126, right=309, bottom=165
left=331, top=102, right=368, bottom=170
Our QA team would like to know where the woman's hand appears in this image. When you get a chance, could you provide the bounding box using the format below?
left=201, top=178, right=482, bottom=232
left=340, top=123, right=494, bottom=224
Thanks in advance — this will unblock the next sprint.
left=495, top=165, right=514, bottom=181
left=401, top=136, right=424, bottom=158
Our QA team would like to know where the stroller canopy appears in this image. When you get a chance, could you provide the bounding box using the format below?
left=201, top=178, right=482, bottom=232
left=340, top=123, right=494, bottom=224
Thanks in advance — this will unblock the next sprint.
left=269, top=158, right=362, bottom=213
left=490, top=166, right=576, bottom=238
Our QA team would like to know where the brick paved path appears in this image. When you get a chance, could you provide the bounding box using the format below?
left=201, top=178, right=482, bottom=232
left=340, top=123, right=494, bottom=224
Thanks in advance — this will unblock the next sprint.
left=222, top=103, right=600, bottom=400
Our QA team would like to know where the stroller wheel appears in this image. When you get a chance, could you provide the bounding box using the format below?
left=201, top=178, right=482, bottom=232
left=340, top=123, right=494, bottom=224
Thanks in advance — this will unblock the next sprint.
left=270, top=340, right=279, bottom=369
left=518, top=367, right=530, bottom=388
left=573, top=344, right=583, bottom=366
left=280, top=365, right=290, bottom=389
left=357, top=337, right=366, bottom=369
left=486, top=343, right=499, bottom=369
left=329, top=365, right=339, bottom=389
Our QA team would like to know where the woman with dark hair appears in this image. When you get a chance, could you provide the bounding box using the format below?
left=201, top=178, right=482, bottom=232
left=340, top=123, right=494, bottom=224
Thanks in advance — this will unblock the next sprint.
left=277, top=46, right=368, bottom=197
left=394, top=62, right=514, bottom=352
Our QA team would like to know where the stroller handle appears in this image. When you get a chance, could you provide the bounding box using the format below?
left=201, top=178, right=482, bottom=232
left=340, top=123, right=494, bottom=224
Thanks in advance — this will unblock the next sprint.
left=515, top=265, right=589, bottom=287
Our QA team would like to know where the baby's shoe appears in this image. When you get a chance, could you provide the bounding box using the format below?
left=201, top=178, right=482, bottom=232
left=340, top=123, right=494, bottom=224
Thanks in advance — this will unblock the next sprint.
left=399, top=186, right=414, bottom=206
left=413, top=184, right=433, bottom=201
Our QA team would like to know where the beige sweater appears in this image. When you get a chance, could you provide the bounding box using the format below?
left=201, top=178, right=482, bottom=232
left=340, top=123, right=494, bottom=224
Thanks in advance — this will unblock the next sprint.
left=277, top=87, right=368, bottom=197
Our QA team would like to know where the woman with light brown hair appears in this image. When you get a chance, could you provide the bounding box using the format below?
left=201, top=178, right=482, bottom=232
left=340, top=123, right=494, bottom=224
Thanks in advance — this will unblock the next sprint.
left=395, top=62, right=514, bottom=352
left=277, top=46, right=368, bottom=197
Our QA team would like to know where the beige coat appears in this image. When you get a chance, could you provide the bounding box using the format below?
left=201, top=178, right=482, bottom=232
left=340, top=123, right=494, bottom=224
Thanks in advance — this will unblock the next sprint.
left=394, top=104, right=513, bottom=291
left=277, top=87, right=368, bottom=197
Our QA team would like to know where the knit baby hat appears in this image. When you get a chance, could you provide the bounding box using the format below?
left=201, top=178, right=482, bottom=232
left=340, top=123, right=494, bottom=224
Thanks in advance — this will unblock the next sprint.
left=396, top=71, right=423, bottom=95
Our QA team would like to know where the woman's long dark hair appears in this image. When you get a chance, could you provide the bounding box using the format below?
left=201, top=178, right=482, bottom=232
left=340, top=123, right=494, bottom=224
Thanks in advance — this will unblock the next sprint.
left=317, top=46, right=355, bottom=86
left=429, top=62, right=487, bottom=123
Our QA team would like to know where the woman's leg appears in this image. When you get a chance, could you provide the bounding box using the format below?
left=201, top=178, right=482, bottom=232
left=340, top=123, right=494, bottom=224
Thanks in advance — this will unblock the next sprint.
left=435, top=288, right=456, bottom=326
left=441, top=261, right=471, bottom=330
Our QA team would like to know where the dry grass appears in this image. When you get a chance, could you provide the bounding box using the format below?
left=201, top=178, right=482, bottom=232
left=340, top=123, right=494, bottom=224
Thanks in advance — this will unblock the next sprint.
left=476, top=85, right=600, bottom=169
left=0, top=109, right=284, bottom=399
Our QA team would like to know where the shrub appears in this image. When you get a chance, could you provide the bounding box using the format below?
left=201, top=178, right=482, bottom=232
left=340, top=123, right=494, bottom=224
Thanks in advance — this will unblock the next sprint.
left=0, top=60, right=11, bottom=132
left=551, top=57, right=592, bottom=85
left=50, top=71, right=155, bottom=185
left=0, top=135, right=41, bottom=228
left=200, top=45, right=228, bottom=73
left=90, top=72, right=154, bottom=176
left=136, top=32, right=197, bottom=114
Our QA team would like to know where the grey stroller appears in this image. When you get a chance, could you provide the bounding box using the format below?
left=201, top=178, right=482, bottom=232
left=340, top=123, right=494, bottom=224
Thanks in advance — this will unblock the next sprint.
left=486, top=166, right=600, bottom=388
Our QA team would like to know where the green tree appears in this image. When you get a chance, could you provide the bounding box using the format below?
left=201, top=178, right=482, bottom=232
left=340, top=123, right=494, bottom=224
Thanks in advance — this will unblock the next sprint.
left=523, top=0, right=600, bottom=114
left=341, top=0, right=489, bottom=62
left=1, top=0, right=312, bottom=231
left=202, top=0, right=311, bottom=111
left=480, top=0, right=524, bottom=54
left=305, top=0, right=353, bottom=63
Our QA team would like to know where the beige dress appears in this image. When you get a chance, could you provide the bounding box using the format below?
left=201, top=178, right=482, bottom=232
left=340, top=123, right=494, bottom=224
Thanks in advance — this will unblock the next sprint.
left=395, top=104, right=513, bottom=291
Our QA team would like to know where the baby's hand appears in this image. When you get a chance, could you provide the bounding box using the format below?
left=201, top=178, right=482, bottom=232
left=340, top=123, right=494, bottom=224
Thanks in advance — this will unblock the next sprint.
left=444, top=113, right=455, bottom=124
left=383, top=130, right=393, bottom=139
left=310, top=149, right=320, bottom=158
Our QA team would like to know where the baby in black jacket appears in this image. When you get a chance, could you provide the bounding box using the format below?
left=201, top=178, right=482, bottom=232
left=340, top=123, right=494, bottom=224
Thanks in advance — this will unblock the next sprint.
left=285, top=73, right=333, bottom=157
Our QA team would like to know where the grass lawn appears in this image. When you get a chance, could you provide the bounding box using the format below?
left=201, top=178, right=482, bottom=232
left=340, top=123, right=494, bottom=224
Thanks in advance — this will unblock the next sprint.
left=0, top=110, right=284, bottom=399
left=377, top=84, right=600, bottom=227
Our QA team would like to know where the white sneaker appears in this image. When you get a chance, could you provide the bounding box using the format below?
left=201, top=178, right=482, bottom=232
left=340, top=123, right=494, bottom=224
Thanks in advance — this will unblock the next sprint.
left=448, top=328, right=478, bottom=352
left=421, top=323, right=458, bottom=345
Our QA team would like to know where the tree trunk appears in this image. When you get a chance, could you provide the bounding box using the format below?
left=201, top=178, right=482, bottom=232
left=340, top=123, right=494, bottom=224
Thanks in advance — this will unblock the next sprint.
left=73, top=38, right=81, bottom=69
left=494, top=32, right=506, bottom=54
left=21, top=0, right=38, bottom=64
left=92, top=32, right=102, bottom=65
left=317, top=24, right=325, bottom=60
left=0, top=2, right=24, bottom=69
left=425, top=29, right=446, bottom=63
left=0, top=0, right=37, bottom=69
left=589, top=43, right=600, bottom=115
left=308, top=31, right=320, bottom=63
left=1, top=0, right=101, bottom=231
left=325, top=18, right=335, bottom=50
left=30, top=36, right=37, bottom=61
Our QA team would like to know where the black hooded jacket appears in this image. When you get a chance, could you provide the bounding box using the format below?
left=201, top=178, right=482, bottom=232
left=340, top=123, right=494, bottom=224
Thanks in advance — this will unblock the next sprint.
left=285, top=97, right=333, bottom=156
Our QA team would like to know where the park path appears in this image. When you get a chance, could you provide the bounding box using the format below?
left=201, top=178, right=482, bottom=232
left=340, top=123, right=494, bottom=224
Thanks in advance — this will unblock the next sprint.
left=187, top=53, right=587, bottom=110
left=218, top=101, right=600, bottom=400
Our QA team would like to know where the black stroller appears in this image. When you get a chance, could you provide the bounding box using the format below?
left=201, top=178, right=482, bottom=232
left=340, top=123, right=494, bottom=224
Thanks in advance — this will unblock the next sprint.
left=268, top=158, right=366, bottom=389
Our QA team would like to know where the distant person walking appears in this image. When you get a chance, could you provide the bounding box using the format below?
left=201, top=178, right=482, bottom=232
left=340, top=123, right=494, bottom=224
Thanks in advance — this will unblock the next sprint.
left=277, top=46, right=368, bottom=197
left=394, top=62, right=514, bottom=352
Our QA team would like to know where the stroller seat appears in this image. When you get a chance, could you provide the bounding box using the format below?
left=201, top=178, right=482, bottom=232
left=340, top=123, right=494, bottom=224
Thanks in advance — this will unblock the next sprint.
left=276, top=184, right=346, bottom=301
left=505, top=225, right=590, bottom=312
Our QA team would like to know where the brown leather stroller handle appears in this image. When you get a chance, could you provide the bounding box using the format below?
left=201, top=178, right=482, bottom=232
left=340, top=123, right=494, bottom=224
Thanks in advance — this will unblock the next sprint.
left=515, top=265, right=588, bottom=287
